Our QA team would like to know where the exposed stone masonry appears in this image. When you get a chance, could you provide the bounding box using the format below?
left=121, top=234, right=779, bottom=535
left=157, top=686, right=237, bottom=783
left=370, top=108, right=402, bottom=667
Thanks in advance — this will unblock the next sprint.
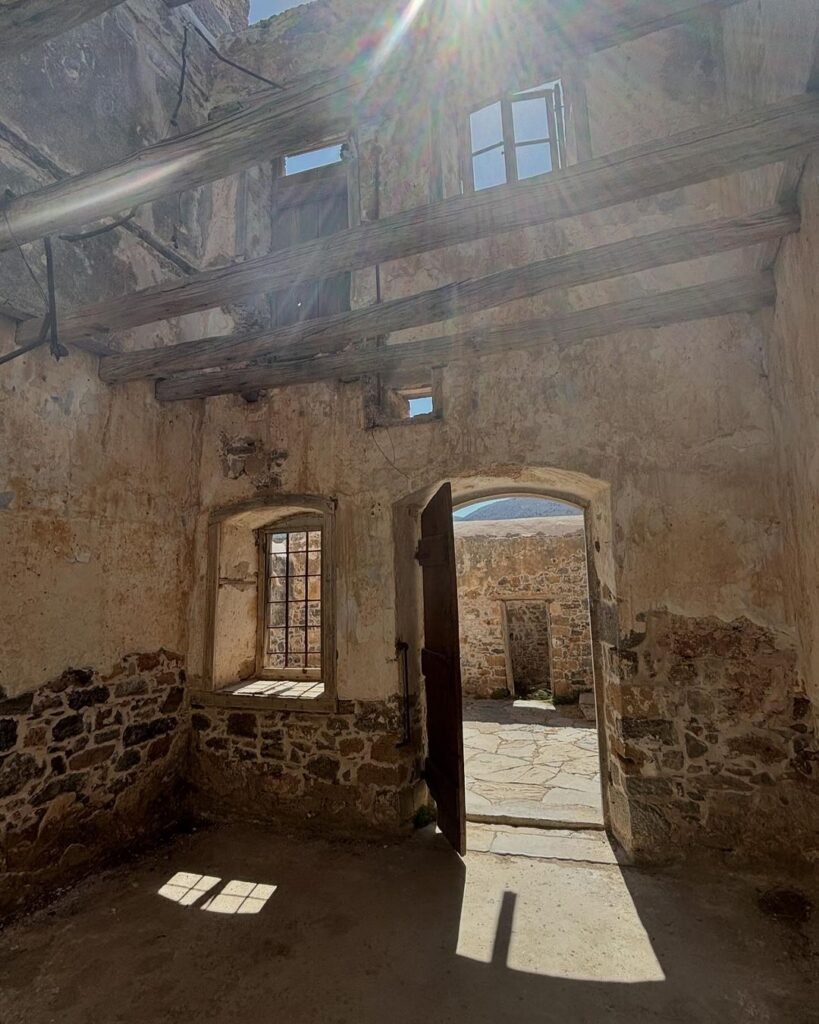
left=0, top=651, right=188, bottom=918
left=455, top=519, right=594, bottom=700
left=610, top=613, right=819, bottom=863
left=189, top=695, right=419, bottom=832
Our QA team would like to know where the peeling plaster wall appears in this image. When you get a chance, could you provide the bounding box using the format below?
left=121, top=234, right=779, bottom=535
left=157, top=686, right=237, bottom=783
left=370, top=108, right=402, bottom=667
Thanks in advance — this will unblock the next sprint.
left=769, top=158, right=819, bottom=716
left=189, top=0, right=819, bottom=863
left=0, top=0, right=246, bottom=913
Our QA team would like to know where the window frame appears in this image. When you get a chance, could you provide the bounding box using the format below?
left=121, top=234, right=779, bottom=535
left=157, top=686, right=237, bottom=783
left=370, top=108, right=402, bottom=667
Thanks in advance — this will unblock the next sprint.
left=255, top=512, right=327, bottom=683
left=268, top=143, right=354, bottom=327
left=464, top=80, right=566, bottom=193
left=199, top=495, right=337, bottom=712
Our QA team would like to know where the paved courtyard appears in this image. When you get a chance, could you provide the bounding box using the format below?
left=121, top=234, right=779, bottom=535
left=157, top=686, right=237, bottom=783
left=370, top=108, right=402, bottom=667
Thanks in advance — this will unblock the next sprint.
left=463, top=699, right=604, bottom=828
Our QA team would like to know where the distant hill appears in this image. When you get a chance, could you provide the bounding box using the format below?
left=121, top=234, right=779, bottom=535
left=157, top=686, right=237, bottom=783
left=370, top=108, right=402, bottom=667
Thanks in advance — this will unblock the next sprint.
left=458, top=498, right=581, bottom=521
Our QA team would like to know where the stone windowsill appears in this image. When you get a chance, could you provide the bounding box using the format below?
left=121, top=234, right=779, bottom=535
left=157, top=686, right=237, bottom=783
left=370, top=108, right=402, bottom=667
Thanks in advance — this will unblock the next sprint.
left=190, top=684, right=336, bottom=715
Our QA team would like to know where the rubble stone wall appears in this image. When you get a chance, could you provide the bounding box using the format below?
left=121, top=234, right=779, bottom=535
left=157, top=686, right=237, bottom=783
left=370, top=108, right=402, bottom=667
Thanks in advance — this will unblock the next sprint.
left=610, top=613, right=819, bottom=865
left=454, top=519, right=594, bottom=700
left=0, top=652, right=188, bottom=919
left=189, top=696, right=418, bottom=833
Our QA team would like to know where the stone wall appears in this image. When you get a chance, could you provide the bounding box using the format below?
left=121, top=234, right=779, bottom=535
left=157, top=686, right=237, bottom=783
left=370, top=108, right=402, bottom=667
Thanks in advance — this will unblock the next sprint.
left=611, top=613, right=819, bottom=865
left=188, top=0, right=819, bottom=866
left=0, top=0, right=244, bottom=917
left=454, top=518, right=594, bottom=700
left=0, top=651, right=187, bottom=918
left=189, top=696, right=419, bottom=833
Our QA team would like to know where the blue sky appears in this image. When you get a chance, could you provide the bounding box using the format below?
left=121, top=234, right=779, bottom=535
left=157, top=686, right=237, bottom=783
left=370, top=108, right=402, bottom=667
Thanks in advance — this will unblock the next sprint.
left=249, top=0, right=305, bottom=22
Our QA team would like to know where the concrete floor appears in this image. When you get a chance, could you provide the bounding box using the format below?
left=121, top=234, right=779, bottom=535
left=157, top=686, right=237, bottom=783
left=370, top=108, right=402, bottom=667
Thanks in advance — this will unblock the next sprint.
left=464, top=699, right=604, bottom=827
left=1, top=823, right=817, bottom=1024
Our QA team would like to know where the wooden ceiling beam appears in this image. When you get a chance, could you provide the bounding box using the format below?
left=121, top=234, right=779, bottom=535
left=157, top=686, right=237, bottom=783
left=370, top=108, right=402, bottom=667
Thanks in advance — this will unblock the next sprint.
left=155, top=273, right=776, bottom=401
left=25, top=91, right=819, bottom=349
left=0, top=0, right=763, bottom=254
left=0, top=1, right=126, bottom=59
left=99, top=206, right=797, bottom=383
left=0, top=68, right=364, bottom=252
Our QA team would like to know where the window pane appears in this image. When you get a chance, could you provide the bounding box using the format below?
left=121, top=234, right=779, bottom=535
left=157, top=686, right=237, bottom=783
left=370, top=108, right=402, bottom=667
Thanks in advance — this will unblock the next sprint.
left=289, top=531, right=308, bottom=551
left=516, top=143, right=552, bottom=180
left=263, top=523, right=324, bottom=674
left=512, top=96, right=550, bottom=143
left=472, top=147, right=506, bottom=191
left=267, top=602, right=286, bottom=627
left=285, top=144, right=343, bottom=176
left=289, top=550, right=307, bottom=575
left=469, top=101, right=503, bottom=153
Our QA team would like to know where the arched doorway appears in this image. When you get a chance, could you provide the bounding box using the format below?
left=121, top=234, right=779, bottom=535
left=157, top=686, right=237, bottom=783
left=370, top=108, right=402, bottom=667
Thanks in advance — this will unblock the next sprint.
left=453, top=494, right=602, bottom=830
left=393, top=468, right=629, bottom=855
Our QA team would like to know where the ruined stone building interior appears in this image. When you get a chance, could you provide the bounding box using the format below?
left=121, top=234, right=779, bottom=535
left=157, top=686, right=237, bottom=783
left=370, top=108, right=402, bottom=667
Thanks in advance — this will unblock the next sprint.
left=1, top=0, right=818, bottom=1020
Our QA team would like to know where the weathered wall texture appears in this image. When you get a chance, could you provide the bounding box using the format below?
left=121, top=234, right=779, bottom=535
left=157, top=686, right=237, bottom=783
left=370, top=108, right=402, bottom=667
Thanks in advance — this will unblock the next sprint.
left=188, top=0, right=819, bottom=865
left=189, top=695, right=417, bottom=833
left=0, top=0, right=244, bottom=912
left=0, top=651, right=187, bottom=918
left=1, top=0, right=818, bottom=892
left=454, top=518, right=593, bottom=700
left=767, top=159, right=819, bottom=724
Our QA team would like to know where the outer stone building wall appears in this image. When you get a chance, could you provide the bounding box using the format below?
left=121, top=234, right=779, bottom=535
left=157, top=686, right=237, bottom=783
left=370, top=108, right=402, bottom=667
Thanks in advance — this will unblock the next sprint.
left=454, top=518, right=594, bottom=700
left=191, top=0, right=819, bottom=865
left=0, top=652, right=187, bottom=918
left=0, top=0, right=245, bottom=917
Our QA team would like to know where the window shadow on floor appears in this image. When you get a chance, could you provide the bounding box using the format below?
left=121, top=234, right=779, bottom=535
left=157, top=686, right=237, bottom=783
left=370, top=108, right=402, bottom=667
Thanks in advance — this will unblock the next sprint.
left=1, top=823, right=813, bottom=1024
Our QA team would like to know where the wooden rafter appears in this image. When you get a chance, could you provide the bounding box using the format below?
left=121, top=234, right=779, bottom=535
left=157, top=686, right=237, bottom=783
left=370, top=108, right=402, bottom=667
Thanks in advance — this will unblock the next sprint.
left=1, top=0, right=755, bottom=253
left=155, top=273, right=776, bottom=401
left=0, top=68, right=364, bottom=252
left=21, top=92, right=819, bottom=349
left=0, top=0, right=125, bottom=59
left=98, top=207, right=796, bottom=383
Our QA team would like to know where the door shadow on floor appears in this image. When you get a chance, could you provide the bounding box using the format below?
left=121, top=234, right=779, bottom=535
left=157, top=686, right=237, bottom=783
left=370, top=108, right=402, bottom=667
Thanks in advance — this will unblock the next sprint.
left=4, top=822, right=810, bottom=1024
left=463, top=698, right=594, bottom=729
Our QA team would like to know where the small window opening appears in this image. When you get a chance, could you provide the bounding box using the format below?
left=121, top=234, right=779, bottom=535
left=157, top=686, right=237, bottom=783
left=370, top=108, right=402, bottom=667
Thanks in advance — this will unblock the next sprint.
left=364, top=372, right=443, bottom=427
left=467, top=80, right=565, bottom=192
left=285, top=144, right=344, bottom=177
left=403, top=387, right=435, bottom=419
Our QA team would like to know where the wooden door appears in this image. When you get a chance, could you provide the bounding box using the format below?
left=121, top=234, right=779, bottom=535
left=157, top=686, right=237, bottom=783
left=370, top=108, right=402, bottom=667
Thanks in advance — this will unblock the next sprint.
left=417, top=483, right=466, bottom=855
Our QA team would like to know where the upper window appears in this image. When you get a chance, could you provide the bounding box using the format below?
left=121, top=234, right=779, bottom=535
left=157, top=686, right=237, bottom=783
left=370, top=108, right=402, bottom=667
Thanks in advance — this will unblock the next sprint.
left=467, top=81, right=565, bottom=192
left=269, top=145, right=350, bottom=326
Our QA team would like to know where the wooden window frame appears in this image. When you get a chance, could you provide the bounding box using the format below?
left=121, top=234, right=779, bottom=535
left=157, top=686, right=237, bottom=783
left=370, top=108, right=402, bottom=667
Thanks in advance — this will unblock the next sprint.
left=255, top=512, right=327, bottom=682
left=464, top=80, right=566, bottom=193
left=199, top=495, right=337, bottom=712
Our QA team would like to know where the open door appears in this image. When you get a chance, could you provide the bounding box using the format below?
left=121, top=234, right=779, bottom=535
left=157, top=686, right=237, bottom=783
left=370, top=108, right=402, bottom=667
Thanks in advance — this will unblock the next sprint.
left=417, top=482, right=466, bottom=855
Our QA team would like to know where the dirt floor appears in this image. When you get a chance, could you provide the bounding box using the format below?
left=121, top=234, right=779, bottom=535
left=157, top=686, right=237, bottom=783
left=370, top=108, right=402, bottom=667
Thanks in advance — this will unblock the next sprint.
left=1, top=822, right=817, bottom=1024
left=464, top=699, right=604, bottom=827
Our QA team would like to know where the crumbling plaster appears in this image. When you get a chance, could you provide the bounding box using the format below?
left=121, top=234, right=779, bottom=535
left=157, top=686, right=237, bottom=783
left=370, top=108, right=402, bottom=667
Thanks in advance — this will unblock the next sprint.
left=185, top=0, right=819, bottom=861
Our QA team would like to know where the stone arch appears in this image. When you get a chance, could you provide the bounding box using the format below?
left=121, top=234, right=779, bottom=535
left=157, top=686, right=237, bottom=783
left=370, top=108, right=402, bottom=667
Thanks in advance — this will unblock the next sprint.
left=393, top=465, right=634, bottom=854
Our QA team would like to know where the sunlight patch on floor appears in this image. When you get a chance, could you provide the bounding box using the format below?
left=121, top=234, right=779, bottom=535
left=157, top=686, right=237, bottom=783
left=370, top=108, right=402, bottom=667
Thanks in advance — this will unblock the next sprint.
left=201, top=880, right=277, bottom=915
left=158, top=872, right=221, bottom=906
left=157, top=874, right=276, bottom=914
left=455, top=857, right=666, bottom=983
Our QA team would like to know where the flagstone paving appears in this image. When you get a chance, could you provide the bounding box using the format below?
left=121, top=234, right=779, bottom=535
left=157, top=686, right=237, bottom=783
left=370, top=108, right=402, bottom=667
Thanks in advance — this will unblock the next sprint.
left=463, top=699, right=604, bottom=828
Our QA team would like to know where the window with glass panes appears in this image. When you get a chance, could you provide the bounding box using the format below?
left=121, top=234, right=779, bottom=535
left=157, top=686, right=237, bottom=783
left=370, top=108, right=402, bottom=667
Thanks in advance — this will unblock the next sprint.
left=467, top=81, right=565, bottom=192
left=260, top=519, right=323, bottom=677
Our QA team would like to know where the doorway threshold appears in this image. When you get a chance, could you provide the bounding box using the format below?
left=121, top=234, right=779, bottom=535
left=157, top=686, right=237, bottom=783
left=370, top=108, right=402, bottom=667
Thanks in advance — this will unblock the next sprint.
left=467, top=811, right=606, bottom=831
